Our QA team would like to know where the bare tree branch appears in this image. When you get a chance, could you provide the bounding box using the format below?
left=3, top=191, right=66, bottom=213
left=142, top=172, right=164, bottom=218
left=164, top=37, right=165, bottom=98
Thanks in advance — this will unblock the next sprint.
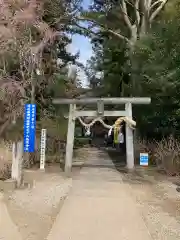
left=79, top=0, right=168, bottom=46
left=108, top=28, right=130, bottom=42
left=120, top=0, right=132, bottom=32
left=74, top=22, right=97, bottom=38
left=78, top=16, right=130, bottom=43
left=149, top=0, right=168, bottom=22
left=134, top=0, right=140, bottom=27
left=146, top=0, right=153, bottom=9
left=150, top=0, right=163, bottom=10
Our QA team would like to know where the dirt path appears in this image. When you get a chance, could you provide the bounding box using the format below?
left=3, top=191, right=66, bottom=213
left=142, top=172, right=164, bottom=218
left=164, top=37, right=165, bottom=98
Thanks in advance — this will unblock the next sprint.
left=4, top=169, right=72, bottom=240
left=0, top=193, right=22, bottom=240
left=47, top=148, right=180, bottom=240
left=47, top=149, right=151, bottom=240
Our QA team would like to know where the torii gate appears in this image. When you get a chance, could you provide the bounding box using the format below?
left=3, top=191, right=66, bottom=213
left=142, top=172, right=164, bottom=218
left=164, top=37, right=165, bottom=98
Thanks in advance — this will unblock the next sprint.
left=53, top=97, right=151, bottom=176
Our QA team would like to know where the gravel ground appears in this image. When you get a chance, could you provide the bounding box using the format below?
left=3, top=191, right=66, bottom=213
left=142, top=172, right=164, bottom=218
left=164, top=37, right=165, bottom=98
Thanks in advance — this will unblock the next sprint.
left=122, top=171, right=180, bottom=240
left=2, top=147, right=180, bottom=240
left=4, top=172, right=72, bottom=240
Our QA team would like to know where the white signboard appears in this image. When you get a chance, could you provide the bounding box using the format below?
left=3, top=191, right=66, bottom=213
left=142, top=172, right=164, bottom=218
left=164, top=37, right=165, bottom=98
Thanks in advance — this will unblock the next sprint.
left=140, top=153, right=149, bottom=166
left=40, top=129, right=47, bottom=170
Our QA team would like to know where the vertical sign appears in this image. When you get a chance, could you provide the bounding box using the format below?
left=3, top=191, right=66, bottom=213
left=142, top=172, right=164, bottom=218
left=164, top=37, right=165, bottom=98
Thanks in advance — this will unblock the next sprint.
left=140, top=153, right=149, bottom=166
left=40, top=129, right=47, bottom=170
left=24, top=104, right=36, bottom=152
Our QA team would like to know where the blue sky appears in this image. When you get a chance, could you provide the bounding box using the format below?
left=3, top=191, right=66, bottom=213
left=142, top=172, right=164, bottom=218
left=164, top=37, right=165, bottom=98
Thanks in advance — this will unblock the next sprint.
left=68, top=0, right=93, bottom=86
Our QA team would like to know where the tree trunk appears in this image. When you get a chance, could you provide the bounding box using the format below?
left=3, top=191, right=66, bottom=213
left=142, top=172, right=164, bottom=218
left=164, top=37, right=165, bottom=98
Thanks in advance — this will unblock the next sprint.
left=124, top=25, right=138, bottom=96
left=139, top=15, right=149, bottom=39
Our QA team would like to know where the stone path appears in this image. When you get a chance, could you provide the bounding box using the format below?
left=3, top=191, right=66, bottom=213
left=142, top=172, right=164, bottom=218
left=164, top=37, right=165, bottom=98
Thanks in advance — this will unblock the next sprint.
left=47, top=149, right=152, bottom=240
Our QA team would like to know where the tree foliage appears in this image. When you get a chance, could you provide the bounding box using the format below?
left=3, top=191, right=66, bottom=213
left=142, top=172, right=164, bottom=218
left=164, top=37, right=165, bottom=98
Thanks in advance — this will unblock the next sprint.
left=81, top=0, right=169, bottom=46
left=132, top=14, right=180, bottom=139
left=86, top=0, right=180, bottom=139
left=0, top=0, right=179, bottom=142
left=0, top=0, right=82, bottom=137
left=85, top=0, right=169, bottom=97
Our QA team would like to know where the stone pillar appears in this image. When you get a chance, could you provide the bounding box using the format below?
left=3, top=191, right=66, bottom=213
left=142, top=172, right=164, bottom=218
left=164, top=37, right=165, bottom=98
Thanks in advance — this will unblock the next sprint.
left=11, top=141, right=23, bottom=187
left=125, top=102, right=134, bottom=170
left=65, top=104, right=76, bottom=177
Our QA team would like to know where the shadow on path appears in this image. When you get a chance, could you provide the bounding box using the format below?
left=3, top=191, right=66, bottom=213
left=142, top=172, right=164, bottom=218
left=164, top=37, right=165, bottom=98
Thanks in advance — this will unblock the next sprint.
left=102, top=147, right=127, bottom=172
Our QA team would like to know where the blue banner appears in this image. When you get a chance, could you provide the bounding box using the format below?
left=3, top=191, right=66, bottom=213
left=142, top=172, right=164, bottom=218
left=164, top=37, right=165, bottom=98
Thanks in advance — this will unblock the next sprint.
left=24, top=104, right=36, bottom=152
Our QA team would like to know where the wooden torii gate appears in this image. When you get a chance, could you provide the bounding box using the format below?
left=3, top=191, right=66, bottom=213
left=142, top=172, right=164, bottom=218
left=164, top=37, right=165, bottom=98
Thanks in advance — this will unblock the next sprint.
left=53, top=97, right=151, bottom=176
